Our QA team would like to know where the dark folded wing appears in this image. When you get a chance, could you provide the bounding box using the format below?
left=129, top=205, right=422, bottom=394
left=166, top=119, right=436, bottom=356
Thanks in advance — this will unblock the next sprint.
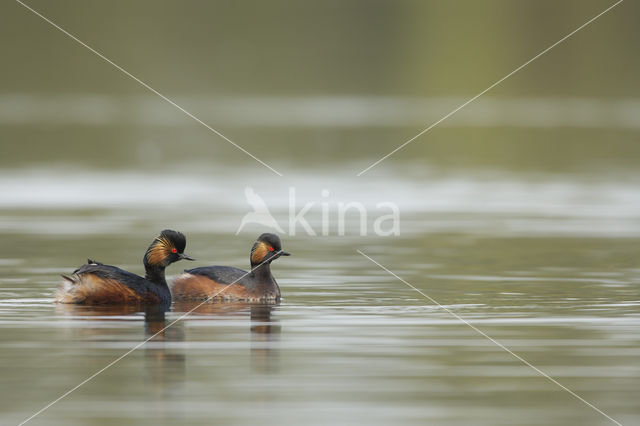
left=73, top=263, right=146, bottom=287
left=185, top=265, right=250, bottom=286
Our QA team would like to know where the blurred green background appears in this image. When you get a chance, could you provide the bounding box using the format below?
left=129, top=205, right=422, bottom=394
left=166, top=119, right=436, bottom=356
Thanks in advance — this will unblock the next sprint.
left=1, top=0, right=638, bottom=175
left=1, top=2, right=640, bottom=426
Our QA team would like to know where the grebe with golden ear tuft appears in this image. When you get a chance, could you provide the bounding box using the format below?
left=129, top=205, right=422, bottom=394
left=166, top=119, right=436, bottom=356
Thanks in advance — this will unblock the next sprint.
left=56, top=229, right=194, bottom=305
left=172, top=233, right=289, bottom=302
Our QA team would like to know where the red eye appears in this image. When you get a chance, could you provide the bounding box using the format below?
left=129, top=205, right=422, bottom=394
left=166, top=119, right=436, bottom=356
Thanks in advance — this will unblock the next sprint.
left=268, top=246, right=274, bottom=251
left=171, top=248, right=177, bottom=253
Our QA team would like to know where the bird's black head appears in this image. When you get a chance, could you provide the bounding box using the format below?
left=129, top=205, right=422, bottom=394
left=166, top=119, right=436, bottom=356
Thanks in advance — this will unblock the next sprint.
left=144, top=229, right=195, bottom=267
left=250, top=233, right=290, bottom=266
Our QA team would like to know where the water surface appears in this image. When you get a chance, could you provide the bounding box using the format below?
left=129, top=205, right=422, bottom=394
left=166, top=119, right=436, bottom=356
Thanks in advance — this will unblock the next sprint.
left=0, top=169, right=638, bottom=426
left=1, top=1, right=639, bottom=424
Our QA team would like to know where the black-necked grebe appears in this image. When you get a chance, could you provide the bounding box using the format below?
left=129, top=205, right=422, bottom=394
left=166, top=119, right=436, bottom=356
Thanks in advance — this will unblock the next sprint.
left=172, top=233, right=289, bottom=302
left=56, top=230, right=194, bottom=305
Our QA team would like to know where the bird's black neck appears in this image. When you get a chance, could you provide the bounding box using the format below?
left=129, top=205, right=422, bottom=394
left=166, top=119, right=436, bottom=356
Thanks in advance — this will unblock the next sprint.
left=250, top=261, right=273, bottom=282
left=144, top=262, right=168, bottom=287
left=249, top=260, right=280, bottom=298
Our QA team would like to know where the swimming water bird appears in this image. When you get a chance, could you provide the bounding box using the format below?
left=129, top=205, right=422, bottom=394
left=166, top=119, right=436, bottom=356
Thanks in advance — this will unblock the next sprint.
left=171, top=233, right=289, bottom=302
left=56, top=230, right=194, bottom=305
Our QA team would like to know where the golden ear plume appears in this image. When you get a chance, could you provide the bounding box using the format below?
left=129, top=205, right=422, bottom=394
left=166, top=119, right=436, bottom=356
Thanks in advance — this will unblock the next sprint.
left=251, top=242, right=269, bottom=264
left=146, top=235, right=174, bottom=265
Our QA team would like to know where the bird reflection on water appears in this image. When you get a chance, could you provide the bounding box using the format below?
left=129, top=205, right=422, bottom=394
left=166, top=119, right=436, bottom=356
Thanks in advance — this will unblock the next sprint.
left=172, top=301, right=281, bottom=373
left=54, top=303, right=186, bottom=421
left=54, top=303, right=186, bottom=389
left=55, top=299, right=281, bottom=386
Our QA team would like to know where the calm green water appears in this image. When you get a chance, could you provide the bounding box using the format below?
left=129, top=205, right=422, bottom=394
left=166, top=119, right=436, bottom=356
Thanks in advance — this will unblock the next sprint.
left=1, top=0, right=640, bottom=425
left=0, top=170, right=639, bottom=426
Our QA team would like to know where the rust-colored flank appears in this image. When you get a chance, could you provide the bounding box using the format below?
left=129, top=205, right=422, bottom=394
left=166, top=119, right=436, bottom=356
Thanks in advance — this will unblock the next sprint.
left=172, top=273, right=255, bottom=301
left=55, top=273, right=159, bottom=305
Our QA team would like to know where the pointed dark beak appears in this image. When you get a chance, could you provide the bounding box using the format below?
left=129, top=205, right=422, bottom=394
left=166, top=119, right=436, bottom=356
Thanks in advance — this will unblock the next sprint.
left=179, top=253, right=196, bottom=261
left=280, top=251, right=291, bottom=256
